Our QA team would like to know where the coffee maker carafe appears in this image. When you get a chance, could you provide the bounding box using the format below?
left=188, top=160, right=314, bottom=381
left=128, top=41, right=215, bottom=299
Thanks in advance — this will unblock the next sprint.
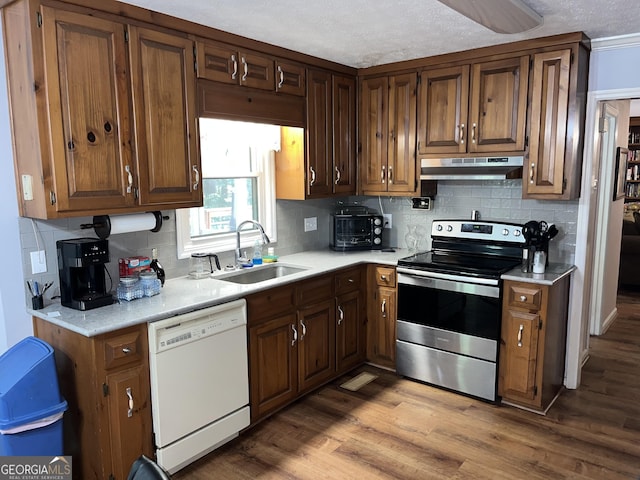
left=57, top=238, right=113, bottom=311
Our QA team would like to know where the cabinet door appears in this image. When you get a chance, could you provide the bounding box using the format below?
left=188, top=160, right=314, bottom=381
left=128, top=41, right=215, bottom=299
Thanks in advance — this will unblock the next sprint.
left=525, top=49, right=571, bottom=197
left=360, top=76, right=389, bottom=194
left=297, top=300, right=336, bottom=393
left=275, top=61, right=305, bottom=96
left=387, top=73, right=417, bottom=194
left=196, top=42, right=238, bottom=84
left=249, top=313, right=298, bottom=422
left=368, top=286, right=397, bottom=368
left=239, top=51, right=275, bottom=90
left=417, top=65, right=469, bottom=155
left=333, top=75, right=357, bottom=195
left=129, top=27, right=201, bottom=207
left=469, top=57, right=529, bottom=153
left=336, top=290, right=366, bottom=373
left=41, top=7, right=134, bottom=212
left=499, top=309, right=540, bottom=402
left=306, top=69, right=333, bottom=197
left=104, top=364, right=153, bottom=480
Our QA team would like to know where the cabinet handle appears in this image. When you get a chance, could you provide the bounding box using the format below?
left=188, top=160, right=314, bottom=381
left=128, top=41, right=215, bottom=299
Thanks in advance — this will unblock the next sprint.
left=388, top=166, right=393, bottom=184
left=309, top=166, right=316, bottom=186
left=122, top=347, right=131, bottom=354
left=126, top=387, right=134, bottom=418
left=381, top=166, right=386, bottom=184
left=125, top=165, right=133, bottom=194
left=277, top=65, right=284, bottom=88
left=231, top=54, right=238, bottom=80
left=381, top=299, right=386, bottom=318
left=300, top=320, right=307, bottom=340
left=380, top=275, right=387, bottom=280
left=337, top=305, right=344, bottom=325
left=348, top=278, right=354, bottom=283
left=192, top=165, right=200, bottom=190
left=529, top=162, right=536, bottom=184
left=520, top=295, right=527, bottom=302
left=459, top=124, right=465, bottom=144
left=471, top=123, right=477, bottom=144
left=517, top=324, right=524, bottom=347
left=334, top=165, right=341, bottom=184
left=291, top=324, right=298, bottom=346
left=241, top=56, right=248, bottom=82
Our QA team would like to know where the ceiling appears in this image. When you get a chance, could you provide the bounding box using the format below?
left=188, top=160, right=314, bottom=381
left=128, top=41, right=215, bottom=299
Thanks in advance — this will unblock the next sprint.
left=118, top=0, right=640, bottom=68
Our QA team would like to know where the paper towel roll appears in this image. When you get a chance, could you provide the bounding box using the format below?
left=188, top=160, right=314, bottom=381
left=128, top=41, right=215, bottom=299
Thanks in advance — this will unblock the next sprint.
left=91, top=212, right=163, bottom=239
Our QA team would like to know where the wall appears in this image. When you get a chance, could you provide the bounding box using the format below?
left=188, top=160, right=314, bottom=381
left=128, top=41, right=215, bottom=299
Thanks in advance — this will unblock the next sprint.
left=0, top=21, right=31, bottom=352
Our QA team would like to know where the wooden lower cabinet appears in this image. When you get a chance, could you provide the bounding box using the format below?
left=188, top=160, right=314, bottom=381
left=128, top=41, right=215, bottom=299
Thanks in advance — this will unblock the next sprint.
left=366, top=265, right=398, bottom=369
left=248, top=266, right=366, bottom=423
left=33, top=319, right=152, bottom=480
left=498, top=276, right=571, bottom=412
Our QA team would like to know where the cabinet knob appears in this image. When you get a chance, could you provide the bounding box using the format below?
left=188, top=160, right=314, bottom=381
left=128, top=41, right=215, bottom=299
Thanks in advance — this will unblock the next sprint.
left=520, top=295, right=527, bottom=302
left=380, top=275, right=387, bottom=280
left=122, top=347, right=131, bottom=354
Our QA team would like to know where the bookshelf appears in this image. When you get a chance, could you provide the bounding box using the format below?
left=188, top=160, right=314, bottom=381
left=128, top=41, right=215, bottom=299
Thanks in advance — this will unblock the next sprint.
left=626, top=117, right=640, bottom=202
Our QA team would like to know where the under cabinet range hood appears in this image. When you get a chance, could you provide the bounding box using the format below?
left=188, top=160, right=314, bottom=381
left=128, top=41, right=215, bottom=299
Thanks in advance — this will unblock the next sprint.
left=420, top=156, right=524, bottom=180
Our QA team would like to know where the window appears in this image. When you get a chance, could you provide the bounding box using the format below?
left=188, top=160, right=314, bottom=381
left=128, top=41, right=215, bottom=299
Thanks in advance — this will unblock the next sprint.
left=176, top=119, right=280, bottom=258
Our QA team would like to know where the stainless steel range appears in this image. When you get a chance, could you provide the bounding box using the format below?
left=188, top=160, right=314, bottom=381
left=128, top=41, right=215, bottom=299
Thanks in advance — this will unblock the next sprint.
left=396, top=219, right=525, bottom=402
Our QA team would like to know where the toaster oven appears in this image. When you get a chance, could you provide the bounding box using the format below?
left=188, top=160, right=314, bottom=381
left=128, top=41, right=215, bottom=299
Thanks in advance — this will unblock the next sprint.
left=330, top=212, right=383, bottom=251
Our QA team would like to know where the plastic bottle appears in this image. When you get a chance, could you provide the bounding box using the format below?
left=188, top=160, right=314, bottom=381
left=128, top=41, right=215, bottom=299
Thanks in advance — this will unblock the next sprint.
left=252, top=240, right=263, bottom=265
left=150, top=248, right=165, bottom=286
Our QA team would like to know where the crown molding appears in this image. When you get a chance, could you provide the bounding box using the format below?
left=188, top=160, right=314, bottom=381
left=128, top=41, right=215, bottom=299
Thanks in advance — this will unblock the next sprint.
left=591, top=33, right=640, bottom=51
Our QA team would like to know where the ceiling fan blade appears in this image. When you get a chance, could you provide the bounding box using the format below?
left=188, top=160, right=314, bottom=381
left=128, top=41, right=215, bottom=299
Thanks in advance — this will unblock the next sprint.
left=436, top=0, right=543, bottom=34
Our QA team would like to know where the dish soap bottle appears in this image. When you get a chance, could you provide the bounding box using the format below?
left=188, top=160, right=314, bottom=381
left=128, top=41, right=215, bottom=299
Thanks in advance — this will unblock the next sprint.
left=150, top=247, right=165, bottom=286
left=252, top=240, right=263, bottom=265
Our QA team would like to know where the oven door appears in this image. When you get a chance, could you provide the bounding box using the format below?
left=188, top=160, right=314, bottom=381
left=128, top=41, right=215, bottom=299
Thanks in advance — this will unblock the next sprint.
left=395, top=268, right=502, bottom=401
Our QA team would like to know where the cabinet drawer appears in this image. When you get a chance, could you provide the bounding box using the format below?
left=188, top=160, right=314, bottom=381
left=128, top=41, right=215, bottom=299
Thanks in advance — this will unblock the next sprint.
left=375, top=266, right=396, bottom=287
left=507, top=283, right=543, bottom=310
left=247, top=285, right=296, bottom=324
left=103, top=328, right=144, bottom=370
left=335, top=267, right=363, bottom=295
left=296, top=274, right=333, bottom=306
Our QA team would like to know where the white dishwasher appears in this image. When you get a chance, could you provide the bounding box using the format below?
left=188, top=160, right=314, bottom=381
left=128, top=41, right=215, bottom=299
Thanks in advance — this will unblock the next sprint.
left=148, top=299, right=249, bottom=474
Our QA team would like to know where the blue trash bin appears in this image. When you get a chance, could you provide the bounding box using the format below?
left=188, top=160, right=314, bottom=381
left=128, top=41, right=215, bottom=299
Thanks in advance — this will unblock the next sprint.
left=0, top=336, right=67, bottom=455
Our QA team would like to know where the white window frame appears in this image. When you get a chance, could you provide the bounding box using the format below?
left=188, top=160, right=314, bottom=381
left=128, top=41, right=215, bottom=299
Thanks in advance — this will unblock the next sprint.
left=176, top=139, right=278, bottom=260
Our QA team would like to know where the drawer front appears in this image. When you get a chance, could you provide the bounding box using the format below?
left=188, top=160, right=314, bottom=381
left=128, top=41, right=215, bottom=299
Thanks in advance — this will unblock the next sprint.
left=335, top=266, right=363, bottom=295
left=103, top=328, right=144, bottom=370
left=507, top=283, right=543, bottom=310
left=296, top=274, right=333, bottom=306
left=375, top=266, right=396, bottom=287
left=247, top=285, right=296, bottom=325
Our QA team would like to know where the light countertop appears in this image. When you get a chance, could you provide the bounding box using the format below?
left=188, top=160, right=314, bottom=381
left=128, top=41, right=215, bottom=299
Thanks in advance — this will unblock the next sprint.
left=29, top=249, right=407, bottom=337
left=501, top=263, right=576, bottom=285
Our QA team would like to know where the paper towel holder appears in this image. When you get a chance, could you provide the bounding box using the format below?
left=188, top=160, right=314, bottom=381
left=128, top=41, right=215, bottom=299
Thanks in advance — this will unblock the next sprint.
left=81, top=211, right=169, bottom=239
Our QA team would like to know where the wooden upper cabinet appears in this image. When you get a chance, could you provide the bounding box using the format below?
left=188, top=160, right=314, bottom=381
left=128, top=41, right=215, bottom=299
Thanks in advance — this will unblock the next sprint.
left=525, top=49, right=572, bottom=198
left=417, top=56, right=528, bottom=156
left=360, top=74, right=417, bottom=196
left=196, top=41, right=275, bottom=91
left=332, top=74, right=357, bottom=195
left=276, top=61, right=306, bottom=96
left=306, top=69, right=333, bottom=197
left=128, top=26, right=201, bottom=207
left=418, top=65, right=469, bottom=155
left=41, top=7, right=134, bottom=212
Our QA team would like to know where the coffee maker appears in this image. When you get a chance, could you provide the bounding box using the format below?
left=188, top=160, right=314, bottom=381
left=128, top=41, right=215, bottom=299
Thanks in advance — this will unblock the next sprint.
left=57, top=238, right=114, bottom=311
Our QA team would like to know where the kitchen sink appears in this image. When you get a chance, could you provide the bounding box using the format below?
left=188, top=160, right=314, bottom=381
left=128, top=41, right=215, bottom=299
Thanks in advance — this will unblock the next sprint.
left=214, top=264, right=309, bottom=284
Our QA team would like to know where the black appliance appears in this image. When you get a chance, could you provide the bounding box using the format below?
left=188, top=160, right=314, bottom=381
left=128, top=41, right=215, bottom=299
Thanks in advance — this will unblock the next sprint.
left=57, top=238, right=114, bottom=311
left=395, top=219, right=525, bottom=402
left=330, top=205, right=383, bottom=251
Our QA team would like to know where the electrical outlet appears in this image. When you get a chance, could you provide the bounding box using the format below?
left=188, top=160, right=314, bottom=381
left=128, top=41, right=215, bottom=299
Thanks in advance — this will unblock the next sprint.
left=30, top=250, right=47, bottom=274
left=383, top=213, right=392, bottom=229
left=304, top=217, right=317, bottom=232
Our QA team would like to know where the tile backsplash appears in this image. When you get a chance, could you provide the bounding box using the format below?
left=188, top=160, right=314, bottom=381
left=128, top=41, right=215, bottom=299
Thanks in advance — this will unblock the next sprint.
left=18, top=179, right=577, bottom=307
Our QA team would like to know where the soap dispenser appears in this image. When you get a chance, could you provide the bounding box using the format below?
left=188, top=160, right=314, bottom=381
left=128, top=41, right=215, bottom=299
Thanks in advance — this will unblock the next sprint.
left=252, top=240, right=263, bottom=265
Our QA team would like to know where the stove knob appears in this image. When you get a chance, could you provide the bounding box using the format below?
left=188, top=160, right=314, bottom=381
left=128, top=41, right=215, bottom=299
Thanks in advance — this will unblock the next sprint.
left=514, top=229, right=521, bottom=237
left=436, top=224, right=443, bottom=232
left=502, top=228, right=510, bottom=236
left=446, top=225, right=453, bottom=232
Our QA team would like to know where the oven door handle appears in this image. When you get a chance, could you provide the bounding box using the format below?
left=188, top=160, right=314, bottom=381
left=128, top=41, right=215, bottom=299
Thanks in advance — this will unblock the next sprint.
left=396, top=267, right=500, bottom=287
left=397, top=269, right=500, bottom=298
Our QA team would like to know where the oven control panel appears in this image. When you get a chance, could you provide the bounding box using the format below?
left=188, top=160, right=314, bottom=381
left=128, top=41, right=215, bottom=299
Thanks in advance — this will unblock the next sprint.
left=432, top=220, right=525, bottom=243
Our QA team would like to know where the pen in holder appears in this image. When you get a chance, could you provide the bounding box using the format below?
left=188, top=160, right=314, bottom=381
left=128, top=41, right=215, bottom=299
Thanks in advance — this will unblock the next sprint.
left=28, top=280, right=51, bottom=310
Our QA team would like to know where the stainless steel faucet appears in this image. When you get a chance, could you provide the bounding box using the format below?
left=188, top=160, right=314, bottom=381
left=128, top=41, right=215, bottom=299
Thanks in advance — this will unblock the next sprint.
left=235, top=220, right=270, bottom=266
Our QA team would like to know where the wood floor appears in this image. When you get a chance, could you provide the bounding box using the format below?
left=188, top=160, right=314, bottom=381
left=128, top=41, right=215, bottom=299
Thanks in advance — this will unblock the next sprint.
left=174, top=292, right=640, bottom=479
